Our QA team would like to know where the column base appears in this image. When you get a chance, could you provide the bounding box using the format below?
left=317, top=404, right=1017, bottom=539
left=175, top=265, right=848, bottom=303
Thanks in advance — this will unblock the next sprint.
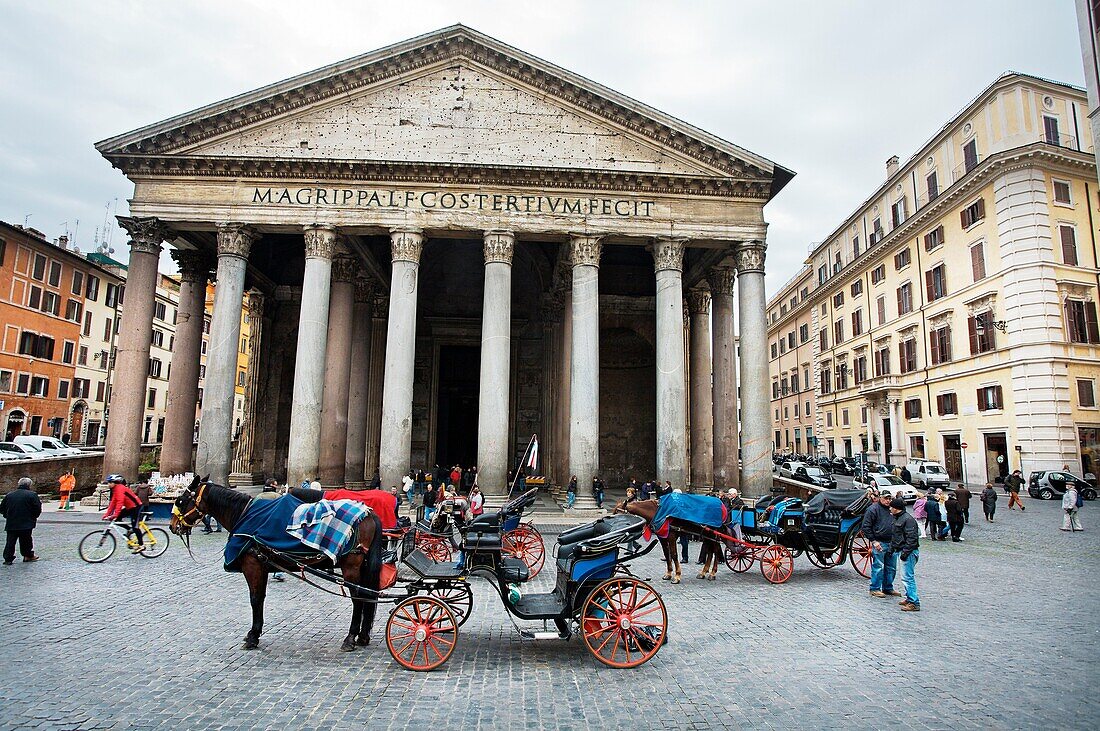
left=344, top=481, right=367, bottom=490
left=228, top=472, right=261, bottom=488
left=887, top=451, right=906, bottom=464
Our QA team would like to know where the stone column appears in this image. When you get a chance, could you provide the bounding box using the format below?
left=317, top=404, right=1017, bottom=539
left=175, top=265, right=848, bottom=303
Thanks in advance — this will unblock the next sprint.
left=888, top=397, right=905, bottom=462
left=378, top=228, right=423, bottom=490
left=344, top=277, right=374, bottom=488
left=568, top=235, right=602, bottom=511
left=653, top=237, right=689, bottom=489
left=160, top=249, right=210, bottom=476
left=735, top=242, right=772, bottom=496
left=708, top=267, right=739, bottom=489
left=195, top=223, right=256, bottom=486
left=877, top=405, right=888, bottom=464
left=317, top=253, right=359, bottom=486
left=687, top=288, right=714, bottom=488
left=287, top=224, right=335, bottom=487
left=477, top=231, right=515, bottom=496
left=229, top=288, right=266, bottom=486
left=864, top=399, right=877, bottom=462
left=103, top=217, right=169, bottom=481
left=364, top=296, right=388, bottom=483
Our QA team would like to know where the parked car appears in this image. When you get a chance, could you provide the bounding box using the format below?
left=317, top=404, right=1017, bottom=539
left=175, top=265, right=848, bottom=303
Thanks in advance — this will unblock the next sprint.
left=778, top=461, right=809, bottom=480
left=0, top=441, right=43, bottom=459
left=906, top=459, right=951, bottom=491
left=859, top=473, right=919, bottom=503
left=13, top=435, right=82, bottom=457
left=789, top=464, right=837, bottom=489
left=815, top=456, right=833, bottom=472
left=829, top=457, right=854, bottom=476
left=1028, top=471, right=1097, bottom=501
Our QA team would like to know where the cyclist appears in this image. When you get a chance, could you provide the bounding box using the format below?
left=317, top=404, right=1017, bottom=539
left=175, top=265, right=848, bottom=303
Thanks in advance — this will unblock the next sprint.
left=102, top=474, right=144, bottom=553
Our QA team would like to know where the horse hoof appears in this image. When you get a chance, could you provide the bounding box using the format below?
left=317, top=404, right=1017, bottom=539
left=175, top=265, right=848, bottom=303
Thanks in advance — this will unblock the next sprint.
left=355, top=635, right=371, bottom=647
left=661, top=575, right=671, bottom=581
left=708, top=574, right=717, bottom=581
left=671, top=578, right=680, bottom=584
left=242, top=639, right=259, bottom=650
left=340, top=640, right=358, bottom=652
left=696, top=573, right=706, bottom=580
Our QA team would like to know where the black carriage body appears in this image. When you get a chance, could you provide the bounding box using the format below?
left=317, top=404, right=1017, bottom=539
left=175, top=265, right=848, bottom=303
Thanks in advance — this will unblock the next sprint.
left=740, top=490, right=870, bottom=563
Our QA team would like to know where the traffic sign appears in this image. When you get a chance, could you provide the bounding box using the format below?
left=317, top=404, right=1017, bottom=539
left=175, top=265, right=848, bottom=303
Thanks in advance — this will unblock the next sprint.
left=961, top=442, right=968, bottom=449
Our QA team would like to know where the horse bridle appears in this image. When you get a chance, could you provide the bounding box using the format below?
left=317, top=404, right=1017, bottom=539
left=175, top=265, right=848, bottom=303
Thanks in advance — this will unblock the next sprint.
left=172, top=483, right=208, bottom=530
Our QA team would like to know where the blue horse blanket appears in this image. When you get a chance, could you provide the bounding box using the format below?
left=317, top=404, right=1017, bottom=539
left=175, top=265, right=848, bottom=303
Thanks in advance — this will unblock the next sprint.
left=652, top=493, right=728, bottom=530
left=224, top=494, right=307, bottom=571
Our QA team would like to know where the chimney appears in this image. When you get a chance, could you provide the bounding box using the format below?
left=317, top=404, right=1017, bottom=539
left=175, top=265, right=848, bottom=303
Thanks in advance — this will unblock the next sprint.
left=885, top=155, right=900, bottom=178
left=58, top=235, right=69, bottom=250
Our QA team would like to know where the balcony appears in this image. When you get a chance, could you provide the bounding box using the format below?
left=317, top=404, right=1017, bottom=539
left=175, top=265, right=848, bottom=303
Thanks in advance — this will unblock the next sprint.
left=859, top=373, right=900, bottom=396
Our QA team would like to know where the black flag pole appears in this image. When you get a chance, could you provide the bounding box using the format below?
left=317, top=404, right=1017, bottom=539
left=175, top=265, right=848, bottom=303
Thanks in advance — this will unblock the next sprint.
left=508, top=434, right=538, bottom=496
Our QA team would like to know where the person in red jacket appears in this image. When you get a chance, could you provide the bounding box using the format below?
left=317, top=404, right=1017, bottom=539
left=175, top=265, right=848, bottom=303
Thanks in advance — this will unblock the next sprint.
left=102, top=474, right=144, bottom=552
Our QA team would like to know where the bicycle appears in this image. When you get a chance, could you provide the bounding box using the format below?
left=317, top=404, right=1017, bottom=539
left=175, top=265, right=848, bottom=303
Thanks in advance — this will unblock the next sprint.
left=78, top=511, right=170, bottom=563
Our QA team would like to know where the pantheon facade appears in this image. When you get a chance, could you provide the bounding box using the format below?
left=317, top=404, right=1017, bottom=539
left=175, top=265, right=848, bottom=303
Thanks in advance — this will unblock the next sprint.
left=96, top=26, right=793, bottom=500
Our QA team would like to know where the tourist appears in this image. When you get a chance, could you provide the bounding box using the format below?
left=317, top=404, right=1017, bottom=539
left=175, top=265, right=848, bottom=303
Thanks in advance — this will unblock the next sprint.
left=402, top=471, right=415, bottom=503
left=912, top=492, right=928, bottom=538
left=861, top=490, right=898, bottom=598
left=414, top=468, right=425, bottom=497
left=724, top=488, right=745, bottom=540
left=1006, top=470, right=1026, bottom=511
left=255, top=480, right=285, bottom=581
left=1062, top=483, right=1083, bottom=532
left=900, top=464, right=912, bottom=484
left=470, top=486, right=484, bottom=517
left=981, top=483, right=998, bottom=522
left=924, top=490, right=941, bottom=540
left=946, top=492, right=965, bottom=542
left=889, top=498, right=920, bottom=612
left=592, top=475, right=605, bottom=508
left=390, top=485, right=403, bottom=512
left=624, top=487, right=641, bottom=551
left=468, top=465, right=478, bottom=491
left=450, top=465, right=462, bottom=488
left=368, top=470, right=381, bottom=489
left=423, top=479, right=438, bottom=521
left=954, top=483, right=971, bottom=523
left=133, top=481, right=153, bottom=519
left=639, top=480, right=653, bottom=500
left=1, top=477, right=42, bottom=565
left=566, top=476, right=577, bottom=509
left=102, top=475, right=146, bottom=551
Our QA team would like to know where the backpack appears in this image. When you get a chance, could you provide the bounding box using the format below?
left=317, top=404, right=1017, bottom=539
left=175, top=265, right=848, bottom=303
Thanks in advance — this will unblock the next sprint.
left=1076, top=491, right=1084, bottom=509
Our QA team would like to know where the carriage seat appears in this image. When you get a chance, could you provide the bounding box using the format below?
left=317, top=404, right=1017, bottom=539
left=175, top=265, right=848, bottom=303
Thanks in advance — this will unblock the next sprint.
left=467, top=512, right=501, bottom=532
left=556, top=514, right=645, bottom=562
left=463, top=512, right=504, bottom=552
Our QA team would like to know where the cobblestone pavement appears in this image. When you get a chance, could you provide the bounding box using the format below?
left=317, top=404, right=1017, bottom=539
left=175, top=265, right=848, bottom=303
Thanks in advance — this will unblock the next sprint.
left=0, top=496, right=1096, bottom=730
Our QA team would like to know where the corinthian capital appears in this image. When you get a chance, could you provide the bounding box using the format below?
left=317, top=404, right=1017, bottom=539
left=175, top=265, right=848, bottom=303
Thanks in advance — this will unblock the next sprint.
left=331, top=255, right=359, bottom=283
left=303, top=224, right=337, bottom=260
left=170, top=249, right=212, bottom=284
left=483, top=230, right=515, bottom=265
left=117, top=216, right=170, bottom=256
left=216, top=223, right=257, bottom=259
left=353, top=275, right=376, bottom=305
left=569, top=234, right=603, bottom=267
left=706, top=266, right=736, bottom=296
left=686, top=288, right=711, bottom=315
left=390, top=228, right=424, bottom=264
left=733, top=242, right=766, bottom=273
left=651, top=237, right=687, bottom=272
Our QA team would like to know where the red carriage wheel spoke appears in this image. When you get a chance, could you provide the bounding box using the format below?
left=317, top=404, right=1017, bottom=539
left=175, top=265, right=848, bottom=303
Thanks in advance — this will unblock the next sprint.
left=386, top=597, right=458, bottom=671
left=581, top=578, right=667, bottom=669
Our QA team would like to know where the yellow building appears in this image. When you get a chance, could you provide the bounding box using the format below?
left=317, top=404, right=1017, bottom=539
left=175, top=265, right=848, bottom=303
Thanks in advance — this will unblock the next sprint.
left=768, top=73, right=1100, bottom=484
left=768, top=265, right=817, bottom=455
left=196, top=282, right=250, bottom=442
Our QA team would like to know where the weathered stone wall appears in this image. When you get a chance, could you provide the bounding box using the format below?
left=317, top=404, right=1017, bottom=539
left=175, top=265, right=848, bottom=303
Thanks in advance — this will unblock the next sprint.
left=255, top=294, right=301, bottom=482
left=599, top=326, right=657, bottom=487
left=0, top=453, right=104, bottom=496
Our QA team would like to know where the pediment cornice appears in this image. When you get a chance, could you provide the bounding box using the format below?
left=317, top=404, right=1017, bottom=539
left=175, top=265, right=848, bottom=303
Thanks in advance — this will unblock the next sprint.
left=96, top=26, right=791, bottom=195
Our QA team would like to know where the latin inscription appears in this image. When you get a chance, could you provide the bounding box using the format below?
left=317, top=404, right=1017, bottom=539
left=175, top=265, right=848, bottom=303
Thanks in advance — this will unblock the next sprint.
left=251, top=187, right=655, bottom=217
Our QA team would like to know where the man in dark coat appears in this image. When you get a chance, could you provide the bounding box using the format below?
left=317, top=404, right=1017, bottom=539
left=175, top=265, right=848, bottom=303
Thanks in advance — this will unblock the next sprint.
left=1, top=477, right=42, bottom=564
left=889, top=498, right=920, bottom=611
left=945, top=493, right=965, bottom=542
left=954, top=484, right=972, bottom=523
left=861, top=490, right=898, bottom=598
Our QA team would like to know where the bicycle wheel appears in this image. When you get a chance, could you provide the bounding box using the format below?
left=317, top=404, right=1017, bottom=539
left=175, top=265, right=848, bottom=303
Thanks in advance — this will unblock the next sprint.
left=140, top=528, right=171, bottom=558
left=79, top=530, right=117, bottom=563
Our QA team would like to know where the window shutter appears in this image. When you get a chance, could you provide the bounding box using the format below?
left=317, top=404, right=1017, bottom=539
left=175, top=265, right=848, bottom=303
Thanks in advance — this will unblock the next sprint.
left=1086, top=302, right=1099, bottom=343
left=968, top=316, right=979, bottom=354
left=976, top=198, right=985, bottom=220
left=896, top=287, right=904, bottom=314
left=993, top=386, right=1003, bottom=409
left=977, top=388, right=986, bottom=411
left=961, top=209, right=969, bottom=228
left=1060, top=226, right=1079, bottom=266
left=925, top=270, right=934, bottom=301
left=930, top=329, right=940, bottom=365
left=971, top=243, right=985, bottom=281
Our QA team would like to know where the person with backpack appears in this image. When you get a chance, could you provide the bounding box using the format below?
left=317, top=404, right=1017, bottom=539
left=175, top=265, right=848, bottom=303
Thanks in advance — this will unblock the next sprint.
left=925, top=489, right=944, bottom=541
left=1006, top=470, right=1026, bottom=511
left=1061, top=483, right=1083, bottom=532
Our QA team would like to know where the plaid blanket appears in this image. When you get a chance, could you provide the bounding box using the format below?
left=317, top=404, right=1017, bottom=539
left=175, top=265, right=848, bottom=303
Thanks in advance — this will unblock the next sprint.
left=287, top=500, right=372, bottom=562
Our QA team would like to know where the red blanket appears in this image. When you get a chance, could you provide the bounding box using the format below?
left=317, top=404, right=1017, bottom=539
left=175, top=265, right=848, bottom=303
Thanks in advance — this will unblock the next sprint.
left=323, top=489, right=398, bottom=530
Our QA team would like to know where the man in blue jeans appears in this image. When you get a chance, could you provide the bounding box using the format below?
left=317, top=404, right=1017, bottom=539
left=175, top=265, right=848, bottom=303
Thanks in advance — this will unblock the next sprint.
left=889, top=498, right=920, bottom=611
left=861, top=489, right=899, bottom=598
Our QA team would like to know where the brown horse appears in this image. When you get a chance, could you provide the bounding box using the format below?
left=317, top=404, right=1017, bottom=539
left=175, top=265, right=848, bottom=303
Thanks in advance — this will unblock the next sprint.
left=169, top=475, right=384, bottom=652
left=614, top=498, right=724, bottom=582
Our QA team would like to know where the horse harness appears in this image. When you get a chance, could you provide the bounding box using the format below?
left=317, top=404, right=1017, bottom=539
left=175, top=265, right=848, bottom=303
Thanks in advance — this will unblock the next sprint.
left=172, top=483, right=209, bottom=530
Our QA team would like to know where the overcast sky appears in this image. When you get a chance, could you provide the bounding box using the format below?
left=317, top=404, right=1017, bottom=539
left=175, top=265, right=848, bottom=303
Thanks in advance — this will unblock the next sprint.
left=0, top=1, right=1087, bottom=294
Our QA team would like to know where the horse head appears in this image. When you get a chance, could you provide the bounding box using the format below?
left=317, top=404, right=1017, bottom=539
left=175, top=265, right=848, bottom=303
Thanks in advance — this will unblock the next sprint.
left=170, top=474, right=210, bottom=536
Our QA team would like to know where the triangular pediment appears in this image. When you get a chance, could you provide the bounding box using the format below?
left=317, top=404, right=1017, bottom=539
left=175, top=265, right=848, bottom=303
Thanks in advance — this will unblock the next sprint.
left=97, top=25, right=793, bottom=196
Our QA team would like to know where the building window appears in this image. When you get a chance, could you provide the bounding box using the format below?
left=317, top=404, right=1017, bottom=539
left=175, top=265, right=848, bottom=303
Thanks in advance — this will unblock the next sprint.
left=799, top=324, right=809, bottom=343
left=826, top=412, right=833, bottom=428
left=930, top=325, right=952, bottom=365
left=1052, top=180, right=1072, bottom=205
left=78, top=345, right=88, bottom=366
left=923, top=225, right=944, bottom=252
left=870, top=218, right=884, bottom=245
left=891, top=198, right=908, bottom=228
left=834, top=319, right=844, bottom=344
left=937, top=393, right=958, bottom=416
left=1043, top=115, right=1060, bottom=145
left=817, top=264, right=828, bottom=284
left=853, top=235, right=861, bottom=258
left=780, top=304, right=788, bottom=317
left=851, top=280, right=863, bottom=297
left=48, top=261, right=62, bottom=287
left=787, top=331, right=795, bottom=350
left=833, top=251, right=842, bottom=273
left=805, top=401, right=811, bottom=417
left=151, top=329, right=164, bottom=348
left=105, top=283, right=119, bottom=308
left=819, top=329, right=828, bottom=351
left=85, top=275, right=100, bottom=301
left=904, top=398, right=922, bottom=419
left=977, top=385, right=1004, bottom=411
left=1079, top=379, right=1097, bottom=408
left=791, top=372, right=800, bottom=392
left=873, top=345, right=891, bottom=377
left=771, top=343, right=778, bottom=359
left=153, top=301, right=167, bottom=321
left=203, top=317, right=211, bottom=334
left=30, top=376, right=49, bottom=398
left=783, top=406, right=789, bottom=420
left=41, top=291, right=60, bottom=316
left=836, top=362, right=848, bottom=390
left=1065, top=299, right=1100, bottom=343
left=960, top=197, right=985, bottom=228
left=0, top=370, right=11, bottom=393
left=15, top=374, right=30, bottom=395
left=794, top=402, right=800, bottom=418
left=820, top=367, right=832, bottom=395
left=926, top=172, right=939, bottom=202
left=102, top=318, right=112, bottom=342
left=852, top=309, right=864, bottom=336
left=926, top=264, right=948, bottom=301
left=910, top=435, right=926, bottom=458
left=147, top=388, right=156, bottom=409
left=240, top=337, right=248, bottom=354
left=877, top=296, right=887, bottom=325
left=1058, top=225, right=1079, bottom=266
left=32, top=253, right=46, bottom=281
left=95, top=381, right=105, bottom=402
left=842, top=408, right=850, bottom=426
left=899, top=338, right=918, bottom=373
left=201, top=340, right=208, bottom=355
left=854, top=356, right=867, bottom=384
left=62, top=341, right=75, bottom=365
left=18, top=332, right=55, bottom=360
left=237, top=370, right=246, bottom=387
left=148, top=358, right=162, bottom=379
left=833, top=292, right=844, bottom=307
left=871, top=264, right=886, bottom=285
left=861, top=406, right=868, bottom=425
left=896, top=282, right=913, bottom=315
left=963, top=139, right=978, bottom=173
left=970, top=242, right=986, bottom=281
left=58, top=380, right=70, bottom=400
left=70, top=270, right=84, bottom=296
left=968, top=312, right=998, bottom=354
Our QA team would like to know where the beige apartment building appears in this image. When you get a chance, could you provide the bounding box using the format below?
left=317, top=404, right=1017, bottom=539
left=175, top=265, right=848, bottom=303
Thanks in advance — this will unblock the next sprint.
left=769, top=73, right=1100, bottom=484
left=768, top=266, right=817, bottom=455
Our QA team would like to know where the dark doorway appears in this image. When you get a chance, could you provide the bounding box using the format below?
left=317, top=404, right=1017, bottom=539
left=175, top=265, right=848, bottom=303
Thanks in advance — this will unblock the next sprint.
left=985, top=432, right=1009, bottom=484
left=943, top=435, right=962, bottom=481
left=435, top=345, right=480, bottom=470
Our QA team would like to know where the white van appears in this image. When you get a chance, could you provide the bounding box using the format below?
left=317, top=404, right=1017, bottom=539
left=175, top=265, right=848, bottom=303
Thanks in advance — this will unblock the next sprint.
left=13, top=435, right=82, bottom=457
left=906, top=459, right=951, bottom=490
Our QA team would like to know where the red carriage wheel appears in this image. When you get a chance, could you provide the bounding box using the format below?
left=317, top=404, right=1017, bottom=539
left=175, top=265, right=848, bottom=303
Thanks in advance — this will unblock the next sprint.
left=723, top=542, right=754, bottom=573
left=759, top=545, right=794, bottom=584
left=386, top=596, right=458, bottom=671
left=416, top=535, right=453, bottom=563
left=581, top=577, right=667, bottom=669
left=806, top=547, right=841, bottom=569
left=849, top=532, right=874, bottom=578
left=426, top=582, right=474, bottom=627
left=501, top=525, right=545, bottom=579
